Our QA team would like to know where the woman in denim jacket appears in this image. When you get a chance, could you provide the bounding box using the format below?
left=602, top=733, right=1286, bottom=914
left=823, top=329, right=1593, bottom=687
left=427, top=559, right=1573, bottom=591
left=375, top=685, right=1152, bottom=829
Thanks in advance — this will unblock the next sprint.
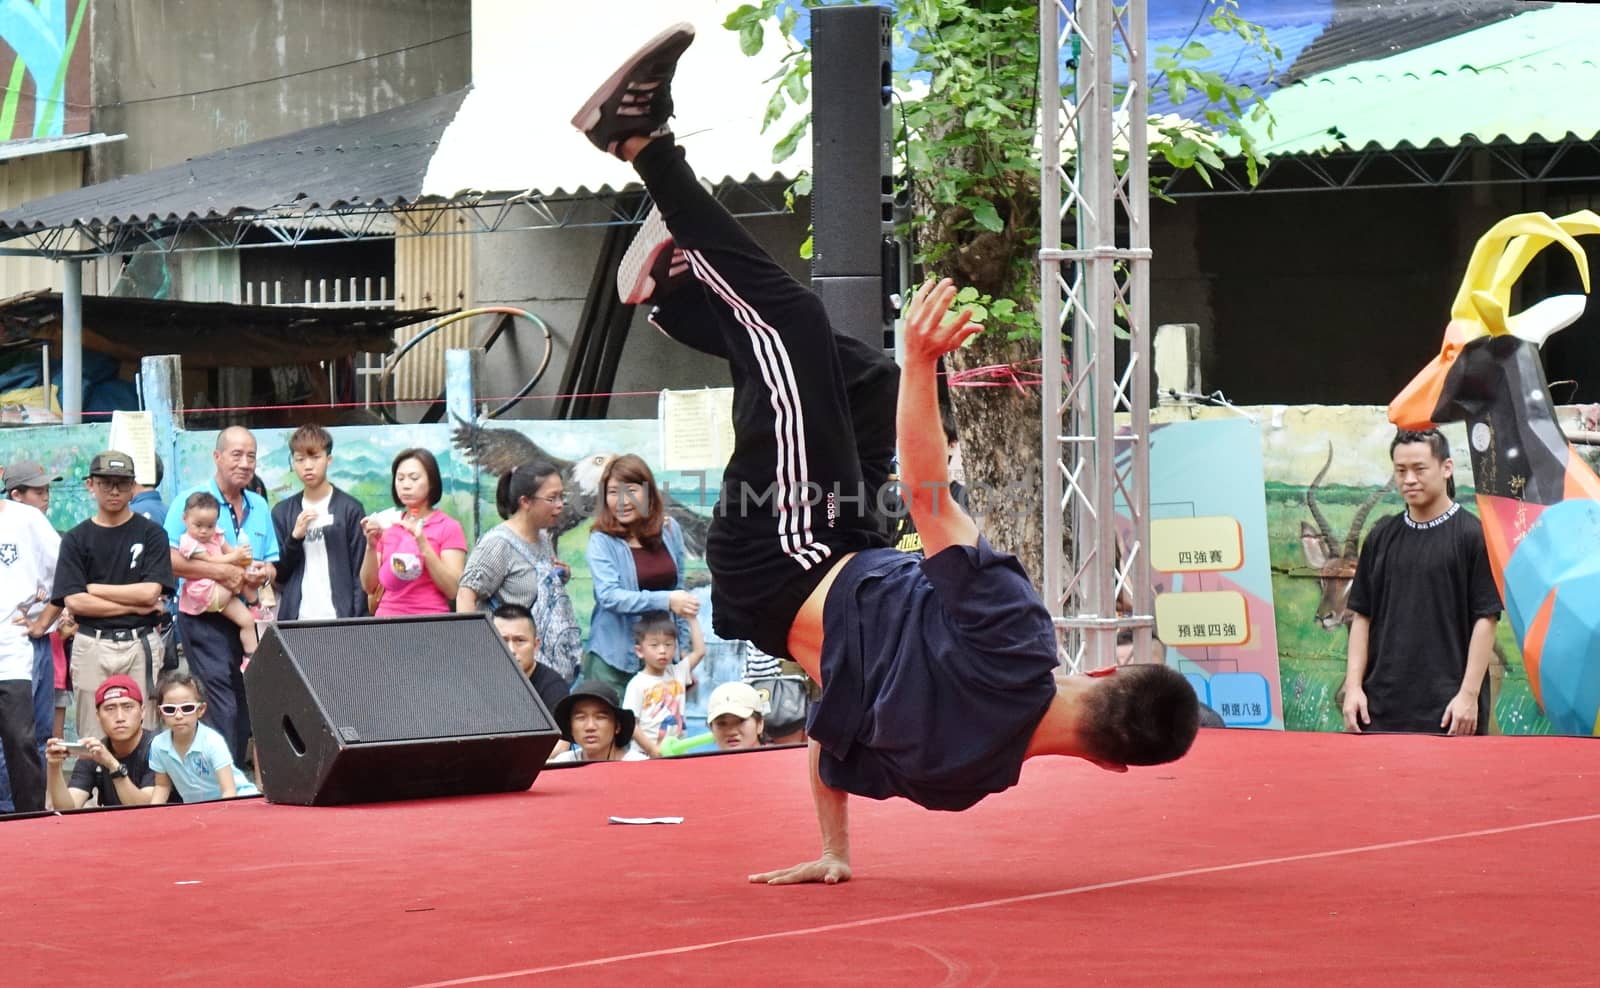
left=582, top=454, right=699, bottom=694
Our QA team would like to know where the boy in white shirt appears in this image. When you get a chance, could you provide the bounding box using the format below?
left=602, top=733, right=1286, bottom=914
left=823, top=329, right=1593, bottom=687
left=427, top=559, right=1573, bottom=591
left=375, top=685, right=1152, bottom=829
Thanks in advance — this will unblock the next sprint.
left=622, top=610, right=704, bottom=757
left=271, top=425, right=370, bottom=620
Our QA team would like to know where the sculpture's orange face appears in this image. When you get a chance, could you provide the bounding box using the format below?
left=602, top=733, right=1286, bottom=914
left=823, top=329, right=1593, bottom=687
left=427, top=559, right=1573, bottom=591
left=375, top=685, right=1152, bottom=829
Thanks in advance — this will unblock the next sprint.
left=1390, top=320, right=1477, bottom=431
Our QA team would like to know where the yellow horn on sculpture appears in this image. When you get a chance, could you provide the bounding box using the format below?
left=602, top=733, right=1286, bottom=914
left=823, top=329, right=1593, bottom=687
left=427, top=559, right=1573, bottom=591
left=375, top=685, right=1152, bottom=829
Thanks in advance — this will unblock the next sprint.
left=1451, top=213, right=1587, bottom=332
left=1470, top=290, right=1510, bottom=337
left=1489, top=210, right=1600, bottom=312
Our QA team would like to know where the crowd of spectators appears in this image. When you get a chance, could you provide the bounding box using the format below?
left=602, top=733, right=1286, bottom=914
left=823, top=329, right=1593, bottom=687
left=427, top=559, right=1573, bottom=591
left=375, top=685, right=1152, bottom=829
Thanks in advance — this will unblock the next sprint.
left=0, top=424, right=791, bottom=814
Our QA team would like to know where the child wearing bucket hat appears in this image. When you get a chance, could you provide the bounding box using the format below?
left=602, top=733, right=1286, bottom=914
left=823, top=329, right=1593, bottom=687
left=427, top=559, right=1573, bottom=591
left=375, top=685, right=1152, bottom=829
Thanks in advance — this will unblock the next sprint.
left=549, top=681, right=648, bottom=763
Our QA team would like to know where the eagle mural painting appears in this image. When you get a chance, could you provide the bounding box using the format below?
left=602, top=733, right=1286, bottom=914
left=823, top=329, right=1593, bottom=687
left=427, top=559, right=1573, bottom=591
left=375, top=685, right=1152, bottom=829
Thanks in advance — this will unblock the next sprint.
left=450, top=417, right=712, bottom=560
left=1389, top=209, right=1600, bottom=737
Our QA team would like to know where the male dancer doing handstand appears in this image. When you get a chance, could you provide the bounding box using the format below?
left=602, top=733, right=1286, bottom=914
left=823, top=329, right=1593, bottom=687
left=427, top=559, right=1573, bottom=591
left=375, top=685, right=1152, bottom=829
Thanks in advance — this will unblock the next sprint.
left=573, top=24, right=1200, bottom=886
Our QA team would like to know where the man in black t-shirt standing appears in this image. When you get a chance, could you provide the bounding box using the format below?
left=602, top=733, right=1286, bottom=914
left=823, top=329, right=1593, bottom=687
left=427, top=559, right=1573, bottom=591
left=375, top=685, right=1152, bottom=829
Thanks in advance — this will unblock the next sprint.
left=45, top=674, right=165, bottom=808
left=1344, top=429, right=1503, bottom=735
left=52, top=452, right=175, bottom=736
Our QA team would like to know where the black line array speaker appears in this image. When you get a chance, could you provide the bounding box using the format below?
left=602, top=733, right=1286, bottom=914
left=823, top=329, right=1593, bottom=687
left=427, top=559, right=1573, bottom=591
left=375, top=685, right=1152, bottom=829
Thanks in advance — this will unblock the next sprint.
left=811, top=3, right=896, bottom=349
left=244, top=613, right=560, bottom=806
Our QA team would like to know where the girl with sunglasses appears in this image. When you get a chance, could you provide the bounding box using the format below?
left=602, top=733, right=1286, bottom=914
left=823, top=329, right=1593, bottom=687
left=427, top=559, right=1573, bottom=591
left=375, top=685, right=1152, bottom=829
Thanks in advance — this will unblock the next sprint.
left=148, top=671, right=259, bottom=804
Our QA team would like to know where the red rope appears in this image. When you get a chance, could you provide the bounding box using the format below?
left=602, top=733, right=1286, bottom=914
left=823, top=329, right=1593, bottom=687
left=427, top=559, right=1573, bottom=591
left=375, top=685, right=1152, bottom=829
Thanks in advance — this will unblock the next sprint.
left=945, top=357, right=1064, bottom=392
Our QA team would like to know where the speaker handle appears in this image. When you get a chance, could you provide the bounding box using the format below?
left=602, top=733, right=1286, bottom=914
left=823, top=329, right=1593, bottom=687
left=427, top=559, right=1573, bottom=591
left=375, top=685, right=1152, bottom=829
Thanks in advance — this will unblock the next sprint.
left=283, top=716, right=307, bottom=757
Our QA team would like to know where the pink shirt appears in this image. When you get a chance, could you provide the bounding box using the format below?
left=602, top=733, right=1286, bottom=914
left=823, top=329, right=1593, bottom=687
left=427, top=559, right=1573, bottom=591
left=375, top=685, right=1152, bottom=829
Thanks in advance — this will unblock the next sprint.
left=177, top=531, right=228, bottom=615
left=374, top=510, right=466, bottom=616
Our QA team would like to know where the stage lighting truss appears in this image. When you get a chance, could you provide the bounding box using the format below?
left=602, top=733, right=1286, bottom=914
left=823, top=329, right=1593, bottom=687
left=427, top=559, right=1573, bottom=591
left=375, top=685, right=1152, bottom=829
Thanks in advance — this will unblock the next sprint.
left=1041, top=0, right=1156, bottom=673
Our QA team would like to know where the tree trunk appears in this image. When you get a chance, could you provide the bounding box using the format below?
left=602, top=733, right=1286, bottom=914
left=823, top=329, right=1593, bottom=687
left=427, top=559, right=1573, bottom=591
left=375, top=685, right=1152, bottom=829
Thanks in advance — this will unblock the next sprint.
left=945, top=332, right=1047, bottom=587
left=916, top=184, right=1053, bottom=589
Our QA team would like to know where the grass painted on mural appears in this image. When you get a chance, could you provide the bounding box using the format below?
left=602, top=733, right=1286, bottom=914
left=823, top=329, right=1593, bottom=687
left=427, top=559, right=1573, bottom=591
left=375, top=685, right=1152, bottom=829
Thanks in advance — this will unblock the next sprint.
left=1265, top=481, right=1551, bottom=735
left=5, top=424, right=122, bottom=532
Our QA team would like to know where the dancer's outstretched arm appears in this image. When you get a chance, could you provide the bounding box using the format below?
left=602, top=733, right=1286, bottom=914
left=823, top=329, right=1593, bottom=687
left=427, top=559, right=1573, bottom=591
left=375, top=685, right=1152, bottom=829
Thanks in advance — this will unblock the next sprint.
left=748, top=740, right=852, bottom=886
left=899, top=278, right=983, bottom=557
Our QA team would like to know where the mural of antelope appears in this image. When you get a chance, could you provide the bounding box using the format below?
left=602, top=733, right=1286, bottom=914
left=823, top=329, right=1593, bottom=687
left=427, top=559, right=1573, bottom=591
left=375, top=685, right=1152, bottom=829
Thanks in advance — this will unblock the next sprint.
left=1298, top=443, right=1394, bottom=630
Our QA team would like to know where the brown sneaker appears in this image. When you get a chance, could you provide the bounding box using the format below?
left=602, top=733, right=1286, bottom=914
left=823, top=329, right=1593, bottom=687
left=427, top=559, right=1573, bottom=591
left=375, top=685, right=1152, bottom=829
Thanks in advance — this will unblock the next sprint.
left=571, top=23, right=696, bottom=159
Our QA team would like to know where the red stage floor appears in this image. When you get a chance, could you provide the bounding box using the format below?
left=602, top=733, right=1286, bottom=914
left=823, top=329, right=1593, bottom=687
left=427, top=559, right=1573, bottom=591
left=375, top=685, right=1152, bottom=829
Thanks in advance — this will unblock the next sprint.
left=6, top=729, right=1597, bottom=986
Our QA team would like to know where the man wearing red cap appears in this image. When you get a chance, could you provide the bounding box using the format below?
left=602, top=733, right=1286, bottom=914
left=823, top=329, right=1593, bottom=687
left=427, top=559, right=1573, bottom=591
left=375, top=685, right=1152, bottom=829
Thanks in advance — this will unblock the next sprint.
left=45, top=675, right=164, bottom=808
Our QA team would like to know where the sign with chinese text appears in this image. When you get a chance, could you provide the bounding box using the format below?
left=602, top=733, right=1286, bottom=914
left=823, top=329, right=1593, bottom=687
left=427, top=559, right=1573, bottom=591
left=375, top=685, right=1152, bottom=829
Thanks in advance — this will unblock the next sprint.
left=1123, top=418, right=1284, bottom=729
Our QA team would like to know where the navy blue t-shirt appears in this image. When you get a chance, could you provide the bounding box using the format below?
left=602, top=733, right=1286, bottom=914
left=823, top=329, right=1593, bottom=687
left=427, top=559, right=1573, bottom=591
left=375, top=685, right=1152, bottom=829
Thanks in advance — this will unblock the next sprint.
left=809, top=538, right=1060, bottom=811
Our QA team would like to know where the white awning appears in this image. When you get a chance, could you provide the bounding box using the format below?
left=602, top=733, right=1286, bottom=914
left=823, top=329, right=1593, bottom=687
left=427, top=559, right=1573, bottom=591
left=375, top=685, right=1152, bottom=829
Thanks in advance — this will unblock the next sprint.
left=0, top=132, right=125, bottom=164
left=422, top=0, right=807, bottom=198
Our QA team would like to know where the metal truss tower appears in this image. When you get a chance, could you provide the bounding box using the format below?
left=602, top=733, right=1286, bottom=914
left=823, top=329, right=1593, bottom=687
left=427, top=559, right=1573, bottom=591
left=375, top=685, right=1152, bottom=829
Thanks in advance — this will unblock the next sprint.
left=1041, top=0, right=1154, bottom=672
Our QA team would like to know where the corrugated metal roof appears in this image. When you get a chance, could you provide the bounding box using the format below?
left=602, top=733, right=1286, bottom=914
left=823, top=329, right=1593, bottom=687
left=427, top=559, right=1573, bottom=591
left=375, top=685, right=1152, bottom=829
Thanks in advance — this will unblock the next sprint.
left=422, top=2, right=804, bottom=199
left=0, top=90, right=465, bottom=235
left=0, top=133, right=126, bottom=163
left=1240, top=4, right=1600, bottom=156
left=1281, top=0, right=1546, bottom=82
left=1146, top=1, right=1542, bottom=120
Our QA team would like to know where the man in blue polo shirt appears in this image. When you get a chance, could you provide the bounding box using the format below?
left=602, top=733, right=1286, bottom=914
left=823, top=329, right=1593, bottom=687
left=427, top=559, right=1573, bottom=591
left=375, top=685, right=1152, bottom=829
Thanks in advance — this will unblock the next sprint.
left=164, top=427, right=279, bottom=767
left=575, top=27, right=1200, bottom=887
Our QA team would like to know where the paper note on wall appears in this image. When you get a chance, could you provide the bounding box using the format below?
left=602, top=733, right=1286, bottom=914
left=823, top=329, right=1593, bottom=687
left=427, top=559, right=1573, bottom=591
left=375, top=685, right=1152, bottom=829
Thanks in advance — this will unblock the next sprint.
left=659, top=388, right=736, bottom=471
left=108, top=410, right=157, bottom=485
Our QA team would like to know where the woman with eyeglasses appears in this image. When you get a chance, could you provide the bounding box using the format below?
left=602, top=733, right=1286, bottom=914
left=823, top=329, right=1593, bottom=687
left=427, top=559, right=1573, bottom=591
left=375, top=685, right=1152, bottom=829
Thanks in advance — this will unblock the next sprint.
left=457, top=460, right=582, bottom=684
left=581, top=454, right=699, bottom=696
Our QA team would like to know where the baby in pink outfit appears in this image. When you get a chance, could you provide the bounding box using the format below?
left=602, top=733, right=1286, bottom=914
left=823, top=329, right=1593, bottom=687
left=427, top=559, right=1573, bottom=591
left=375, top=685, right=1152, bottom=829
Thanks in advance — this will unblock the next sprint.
left=177, top=491, right=260, bottom=658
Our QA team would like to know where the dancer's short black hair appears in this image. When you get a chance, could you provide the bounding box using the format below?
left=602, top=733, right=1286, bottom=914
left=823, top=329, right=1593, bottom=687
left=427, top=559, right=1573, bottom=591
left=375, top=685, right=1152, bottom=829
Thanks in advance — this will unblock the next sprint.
left=1077, top=664, right=1200, bottom=766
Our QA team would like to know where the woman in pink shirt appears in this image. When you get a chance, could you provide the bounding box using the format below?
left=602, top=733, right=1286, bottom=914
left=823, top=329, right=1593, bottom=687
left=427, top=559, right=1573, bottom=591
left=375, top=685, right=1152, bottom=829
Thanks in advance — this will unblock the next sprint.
left=359, top=448, right=467, bottom=616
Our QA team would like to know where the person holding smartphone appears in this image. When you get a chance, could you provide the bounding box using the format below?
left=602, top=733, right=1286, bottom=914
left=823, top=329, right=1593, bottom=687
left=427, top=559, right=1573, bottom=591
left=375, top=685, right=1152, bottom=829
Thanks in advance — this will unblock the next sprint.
left=45, top=675, right=169, bottom=809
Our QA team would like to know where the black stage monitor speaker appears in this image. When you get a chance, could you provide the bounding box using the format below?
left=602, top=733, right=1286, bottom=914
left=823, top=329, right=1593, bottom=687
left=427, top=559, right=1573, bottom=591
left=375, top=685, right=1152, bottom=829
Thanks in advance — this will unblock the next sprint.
left=244, top=613, right=560, bottom=806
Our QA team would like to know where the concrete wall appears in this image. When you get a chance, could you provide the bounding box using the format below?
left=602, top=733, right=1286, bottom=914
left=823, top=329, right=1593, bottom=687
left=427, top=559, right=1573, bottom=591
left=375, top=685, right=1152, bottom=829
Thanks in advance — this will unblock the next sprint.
left=87, top=0, right=470, bottom=180
left=468, top=202, right=809, bottom=422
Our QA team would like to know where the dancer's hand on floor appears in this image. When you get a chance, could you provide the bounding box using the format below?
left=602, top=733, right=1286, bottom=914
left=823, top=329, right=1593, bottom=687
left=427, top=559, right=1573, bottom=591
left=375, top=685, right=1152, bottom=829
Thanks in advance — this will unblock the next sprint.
left=903, top=277, right=983, bottom=363
left=748, top=854, right=852, bottom=886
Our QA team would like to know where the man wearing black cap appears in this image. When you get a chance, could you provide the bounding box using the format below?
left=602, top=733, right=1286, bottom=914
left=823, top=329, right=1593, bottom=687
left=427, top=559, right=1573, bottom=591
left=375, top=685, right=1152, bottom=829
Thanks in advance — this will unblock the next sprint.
left=52, top=451, right=174, bottom=738
left=549, top=682, right=647, bottom=763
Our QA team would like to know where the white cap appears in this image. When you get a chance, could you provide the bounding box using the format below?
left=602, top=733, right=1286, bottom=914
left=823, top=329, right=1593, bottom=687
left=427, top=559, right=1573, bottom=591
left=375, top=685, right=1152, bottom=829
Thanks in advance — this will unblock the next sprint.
left=706, top=681, right=767, bottom=722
